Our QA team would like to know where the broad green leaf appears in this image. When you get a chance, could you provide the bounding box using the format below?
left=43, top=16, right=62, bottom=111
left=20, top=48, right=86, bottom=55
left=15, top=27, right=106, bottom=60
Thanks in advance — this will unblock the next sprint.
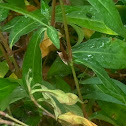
left=70, top=24, right=84, bottom=45
left=97, top=101, right=126, bottom=126
left=0, top=3, right=47, bottom=27
left=69, top=0, right=89, bottom=6
left=48, top=57, right=72, bottom=77
left=73, top=58, right=126, bottom=105
left=73, top=38, right=126, bottom=69
left=0, top=78, right=19, bottom=104
left=80, top=77, right=126, bottom=96
left=41, top=0, right=50, bottom=20
left=2, top=16, right=22, bottom=32
left=22, top=28, right=45, bottom=90
left=87, top=0, right=126, bottom=38
left=56, top=6, right=117, bottom=35
left=49, top=76, right=71, bottom=92
left=0, top=8, right=9, bottom=22
left=9, top=16, right=41, bottom=48
left=90, top=111, right=118, bottom=126
left=6, top=0, right=25, bottom=8
left=0, top=61, right=9, bottom=78
left=47, top=26, right=60, bottom=49
left=84, top=91, right=124, bottom=105
left=63, top=104, right=83, bottom=117
left=0, top=86, right=27, bottom=110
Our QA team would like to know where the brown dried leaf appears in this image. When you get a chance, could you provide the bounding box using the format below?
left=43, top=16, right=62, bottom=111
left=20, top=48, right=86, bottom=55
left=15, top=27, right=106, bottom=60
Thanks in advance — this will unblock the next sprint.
left=58, top=112, right=97, bottom=126
left=40, top=31, right=62, bottom=58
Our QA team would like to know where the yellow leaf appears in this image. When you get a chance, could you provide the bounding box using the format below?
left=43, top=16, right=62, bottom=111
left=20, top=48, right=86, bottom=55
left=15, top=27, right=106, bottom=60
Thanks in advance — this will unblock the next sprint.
left=40, top=31, right=62, bottom=58
left=83, top=28, right=95, bottom=40
left=58, top=112, right=97, bottom=126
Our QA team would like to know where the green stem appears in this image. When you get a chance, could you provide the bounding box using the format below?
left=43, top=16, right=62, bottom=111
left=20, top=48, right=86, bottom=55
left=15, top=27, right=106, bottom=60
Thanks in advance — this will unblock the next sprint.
left=59, top=0, right=88, bottom=118
left=51, top=0, right=56, bottom=26
left=0, top=111, right=28, bottom=126
left=30, top=95, right=56, bottom=120
left=70, top=62, right=88, bottom=118
left=0, top=43, right=14, bottom=72
left=59, top=0, right=72, bottom=61
left=0, top=31, right=21, bottom=78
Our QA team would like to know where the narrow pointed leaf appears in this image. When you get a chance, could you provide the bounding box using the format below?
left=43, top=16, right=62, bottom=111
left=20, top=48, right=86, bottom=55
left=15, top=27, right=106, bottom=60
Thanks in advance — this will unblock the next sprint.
left=47, top=26, right=60, bottom=49
left=2, top=16, right=22, bottom=32
left=0, top=8, right=9, bottom=22
left=0, top=3, right=47, bottom=27
left=9, top=16, right=41, bottom=47
left=0, top=78, right=19, bottom=103
left=87, top=0, right=126, bottom=38
left=22, top=28, right=45, bottom=89
left=56, top=6, right=117, bottom=35
left=73, top=38, right=126, bottom=69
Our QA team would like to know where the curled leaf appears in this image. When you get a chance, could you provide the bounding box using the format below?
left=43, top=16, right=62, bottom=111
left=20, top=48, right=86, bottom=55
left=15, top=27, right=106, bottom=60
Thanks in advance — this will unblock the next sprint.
left=58, top=112, right=97, bottom=126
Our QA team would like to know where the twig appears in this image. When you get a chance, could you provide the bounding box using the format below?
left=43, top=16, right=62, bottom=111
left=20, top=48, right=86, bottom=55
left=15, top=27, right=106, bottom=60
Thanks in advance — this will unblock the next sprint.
left=0, top=111, right=28, bottom=126
left=0, top=43, right=14, bottom=71
left=0, top=31, right=21, bottom=78
left=51, top=0, right=56, bottom=26
left=59, top=0, right=88, bottom=118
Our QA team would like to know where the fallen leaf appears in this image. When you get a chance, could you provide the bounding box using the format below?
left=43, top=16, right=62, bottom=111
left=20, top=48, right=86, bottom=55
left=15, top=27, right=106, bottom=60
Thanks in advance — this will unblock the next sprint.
left=58, top=112, right=97, bottom=126
left=40, top=31, right=62, bottom=58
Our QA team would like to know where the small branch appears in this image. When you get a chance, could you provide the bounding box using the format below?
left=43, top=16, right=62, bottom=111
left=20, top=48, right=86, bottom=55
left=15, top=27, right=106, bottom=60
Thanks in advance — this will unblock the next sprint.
left=51, top=0, right=56, bottom=26
left=0, top=111, right=28, bottom=126
left=30, top=95, right=56, bottom=120
left=0, top=43, right=14, bottom=72
left=0, top=118, right=15, bottom=126
left=70, top=62, right=88, bottom=118
left=59, top=0, right=72, bottom=61
left=0, top=31, right=21, bottom=78
left=59, top=0, right=88, bottom=118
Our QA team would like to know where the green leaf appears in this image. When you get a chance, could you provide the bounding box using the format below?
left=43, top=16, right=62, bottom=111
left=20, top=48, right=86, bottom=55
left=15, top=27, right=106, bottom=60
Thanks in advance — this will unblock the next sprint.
left=9, top=16, right=41, bottom=48
left=22, top=28, right=45, bottom=90
left=73, top=38, right=126, bottom=69
left=84, top=91, right=124, bottom=105
left=0, top=86, right=27, bottom=110
left=6, top=0, right=25, bottom=8
left=49, top=76, right=71, bottom=92
left=73, top=58, right=126, bottom=105
left=90, top=111, right=118, bottom=126
left=0, top=78, right=19, bottom=104
left=47, top=26, right=60, bottom=49
left=0, top=61, right=9, bottom=78
left=41, top=0, right=50, bottom=20
left=87, top=0, right=126, bottom=38
left=0, top=8, right=9, bottom=22
left=0, top=3, right=47, bottom=27
left=2, top=16, right=22, bottom=32
left=80, top=77, right=126, bottom=96
left=70, top=24, right=84, bottom=45
left=56, top=5, right=117, bottom=35
left=48, top=57, right=72, bottom=77
left=97, top=101, right=126, bottom=126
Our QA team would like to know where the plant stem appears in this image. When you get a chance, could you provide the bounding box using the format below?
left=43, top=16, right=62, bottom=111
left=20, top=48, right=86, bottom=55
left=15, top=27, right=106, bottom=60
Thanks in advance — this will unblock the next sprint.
left=0, top=43, right=14, bottom=72
left=30, top=95, right=56, bottom=120
left=70, top=62, right=88, bottom=118
left=59, top=0, right=88, bottom=118
left=59, top=0, right=72, bottom=61
left=0, top=111, right=28, bottom=126
left=0, top=31, right=21, bottom=78
left=51, top=0, right=56, bottom=26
